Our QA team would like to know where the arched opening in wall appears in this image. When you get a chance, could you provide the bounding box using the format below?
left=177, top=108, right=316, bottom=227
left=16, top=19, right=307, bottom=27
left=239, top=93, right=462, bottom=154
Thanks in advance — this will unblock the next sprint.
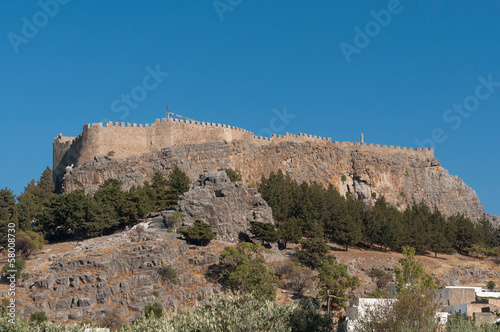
left=215, top=190, right=225, bottom=198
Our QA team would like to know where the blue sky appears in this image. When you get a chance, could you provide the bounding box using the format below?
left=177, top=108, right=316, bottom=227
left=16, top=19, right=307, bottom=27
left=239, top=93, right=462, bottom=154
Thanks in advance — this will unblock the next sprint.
left=1, top=1, right=499, bottom=215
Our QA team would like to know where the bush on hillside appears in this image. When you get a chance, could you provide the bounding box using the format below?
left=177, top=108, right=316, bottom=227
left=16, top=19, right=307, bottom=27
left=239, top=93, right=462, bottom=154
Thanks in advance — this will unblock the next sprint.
left=219, top=168, right=242, bottom=182
left=29, top=311, right=48, bottom=324
left=2, top=258, right=25, bottom=278
left=159, top=264, right=178, bottom=285
left=143, top=302, right=163, bottom=319
left=179, top=220, right=216, bottom=246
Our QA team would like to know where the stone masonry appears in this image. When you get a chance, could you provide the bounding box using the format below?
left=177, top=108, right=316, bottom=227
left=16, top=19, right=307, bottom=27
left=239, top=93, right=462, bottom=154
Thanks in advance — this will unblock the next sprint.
left=53, top=119, right=433, bottom=193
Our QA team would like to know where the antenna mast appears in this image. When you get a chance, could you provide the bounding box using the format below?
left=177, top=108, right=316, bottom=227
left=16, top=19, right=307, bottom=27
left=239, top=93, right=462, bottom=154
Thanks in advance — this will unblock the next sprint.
left=166, top=105, right=195, bottom=122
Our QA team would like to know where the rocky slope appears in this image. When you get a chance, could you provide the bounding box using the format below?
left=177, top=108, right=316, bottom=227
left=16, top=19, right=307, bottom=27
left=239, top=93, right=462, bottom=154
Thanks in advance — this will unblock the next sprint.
left=332, top=244, right=500, bottom=296
left=12, top=229, right=223, bottom=324
left=8, top=232, right=499, bottom=325
left=178, top=171, right=274, bottom=239
left=62, top=140, right=490, bottom=221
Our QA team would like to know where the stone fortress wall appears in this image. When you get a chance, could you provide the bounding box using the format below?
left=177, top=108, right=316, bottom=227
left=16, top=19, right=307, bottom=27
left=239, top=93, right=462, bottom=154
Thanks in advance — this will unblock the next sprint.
left=53, top=117, right=433, bottom=191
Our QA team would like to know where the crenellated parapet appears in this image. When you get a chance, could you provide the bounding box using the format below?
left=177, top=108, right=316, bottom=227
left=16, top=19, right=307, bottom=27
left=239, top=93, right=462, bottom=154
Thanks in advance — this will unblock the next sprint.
left=53, top=118, right=433, bottom=192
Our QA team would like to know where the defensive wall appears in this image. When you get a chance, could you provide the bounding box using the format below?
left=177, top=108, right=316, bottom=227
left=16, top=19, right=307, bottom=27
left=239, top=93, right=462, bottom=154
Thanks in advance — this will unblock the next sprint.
left=53, top=118, right=434, bottom=191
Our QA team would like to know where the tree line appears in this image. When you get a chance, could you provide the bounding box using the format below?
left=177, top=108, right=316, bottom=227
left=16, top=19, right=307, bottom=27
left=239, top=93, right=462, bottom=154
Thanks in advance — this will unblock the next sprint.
left=2, top=167, right=498, bottom=259
left=0, top=166, right=190, bottom=252
left=257, top=170, right=499, bottom=257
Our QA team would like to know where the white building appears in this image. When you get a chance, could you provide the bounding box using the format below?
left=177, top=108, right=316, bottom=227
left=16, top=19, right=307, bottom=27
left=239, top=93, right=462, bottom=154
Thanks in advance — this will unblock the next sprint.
left=345, top=297, right=449, bottom=331
left=345, top=298, right=395, bottom=332
left=444, top=286, right=500, bottom=299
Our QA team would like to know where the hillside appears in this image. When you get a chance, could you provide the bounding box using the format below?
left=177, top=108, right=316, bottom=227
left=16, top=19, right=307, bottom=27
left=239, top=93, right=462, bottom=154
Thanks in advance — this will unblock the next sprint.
left=4, top=229, right=498, bottom=325
left=331, top=243, right=500, bottom=295
left=5, top=226, right=225, bottom=323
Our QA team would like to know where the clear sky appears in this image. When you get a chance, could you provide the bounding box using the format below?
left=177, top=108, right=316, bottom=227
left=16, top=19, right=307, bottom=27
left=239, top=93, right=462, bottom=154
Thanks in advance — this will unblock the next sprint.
left=1, top=1, right=499, bottom=215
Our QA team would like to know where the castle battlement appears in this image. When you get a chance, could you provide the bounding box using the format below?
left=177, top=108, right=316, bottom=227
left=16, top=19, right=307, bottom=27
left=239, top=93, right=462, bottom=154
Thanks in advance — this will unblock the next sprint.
left=53, top=118, right=433, bottom=192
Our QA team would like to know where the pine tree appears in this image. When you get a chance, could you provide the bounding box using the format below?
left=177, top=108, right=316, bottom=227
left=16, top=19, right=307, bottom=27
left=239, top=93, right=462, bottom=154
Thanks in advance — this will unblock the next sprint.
left=167, top=166, right=190, bottom=194
left=17, top=167, right=55, bottom=231
left=121, top=186, right=149, bottom=222
left=450, top=214, right=478, bottom=253
left=151, top=171, right=168, bottom=208
left=0, top=187, right=17, bottom=248
left=317, top=260, right=359, bottom=310
left=179, top=220, right=216, bottom=246
left=428, top=209, right=452, bottom=257
left=0, top=187, right=16, bottom=211
left=296, top=237, right=331, bottom=269
left=250, top=221, right=278, bottom=245
left=93, top=178, right=127, bottom=227
left=278, top=217, right=303, bottom=248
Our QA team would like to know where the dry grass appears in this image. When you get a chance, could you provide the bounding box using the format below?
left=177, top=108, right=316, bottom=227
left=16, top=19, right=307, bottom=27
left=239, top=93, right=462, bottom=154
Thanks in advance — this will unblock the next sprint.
left=329, top=242, right=500, bottom=286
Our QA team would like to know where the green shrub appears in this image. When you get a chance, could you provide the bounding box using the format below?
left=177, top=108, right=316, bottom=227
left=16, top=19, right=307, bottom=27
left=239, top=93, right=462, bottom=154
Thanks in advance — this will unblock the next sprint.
left=16, top=231, right=44, bottom=258
left=288, top=298, right=332, bottom=332
left=179, top=220, right=216, bottom=246
left=80, top=318, right=95, bottom=327
left=167, top=292, right=332, bottom=331
left=165, top=211, right=182, bottom=230
left=367, top=268, right=392, bottom=288
left=220, top=243, right=278, bottom=301
left=159, top=265, right=178, bottom=284
left=0, top=293, right=335, bottom=331
left=219, top=168, right=242, bottom=182
left=100, top=308, right=125, bottom=331
left=341, top=174, right=347, bottom=183
left=486, top=280, right=496, bottom=291
left=445, top=312, right=500, bottom=331
left=143, top=302, right=163, bottom=319
left=29, top=311, right=48, bottom=323
left=250, top=221, right=278, bottom=245
left=2, top=258, right=25, bottom=278
left=371, top=288, right=382, bottom=298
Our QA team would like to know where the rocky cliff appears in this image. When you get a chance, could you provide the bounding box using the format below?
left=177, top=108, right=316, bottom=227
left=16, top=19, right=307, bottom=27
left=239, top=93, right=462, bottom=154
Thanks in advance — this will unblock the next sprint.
left=15, top=230, right=222, bottom=323
left=178, top=171, right=274, bottom=239
left=62, top=140, right=489, bottom=222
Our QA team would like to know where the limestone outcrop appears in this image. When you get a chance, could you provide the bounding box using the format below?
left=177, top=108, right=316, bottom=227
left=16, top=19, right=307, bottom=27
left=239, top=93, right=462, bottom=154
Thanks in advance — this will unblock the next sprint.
left=15, top=231, right=222, bottom=323
left=62, top=140, right=491, bottom=222
left=178, top=171, right=274, bottom=239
